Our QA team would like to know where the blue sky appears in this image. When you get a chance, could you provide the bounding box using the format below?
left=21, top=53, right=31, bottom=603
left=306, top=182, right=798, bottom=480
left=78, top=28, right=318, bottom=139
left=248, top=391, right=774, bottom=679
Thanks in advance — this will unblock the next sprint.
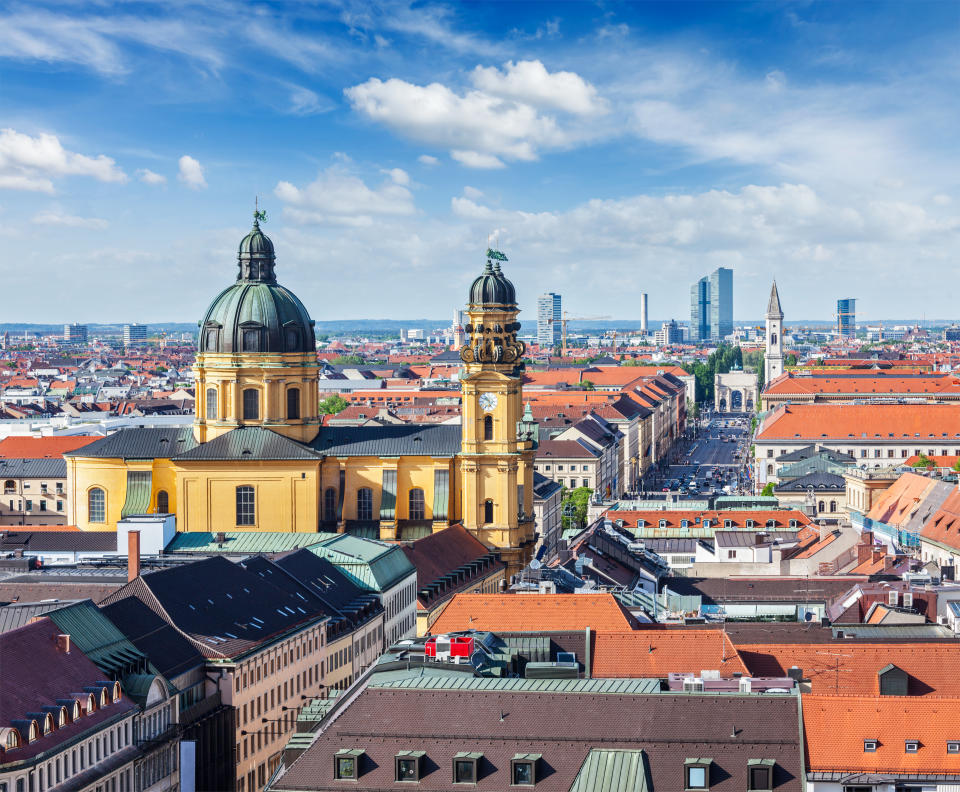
left=1, top=0, right=958, bottom=324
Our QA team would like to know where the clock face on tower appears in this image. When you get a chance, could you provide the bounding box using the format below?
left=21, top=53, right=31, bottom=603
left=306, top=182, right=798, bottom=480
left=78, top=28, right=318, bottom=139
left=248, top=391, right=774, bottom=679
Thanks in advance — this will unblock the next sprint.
left=479, top=392, right=498, bottom=413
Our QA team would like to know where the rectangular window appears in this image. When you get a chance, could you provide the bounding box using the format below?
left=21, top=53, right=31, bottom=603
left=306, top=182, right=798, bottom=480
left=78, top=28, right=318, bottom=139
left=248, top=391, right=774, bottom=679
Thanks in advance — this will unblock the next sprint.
left=236, top=486, right=255, bottom=526
left=39, top=501, right=46, bottom=512
left=685, top=764, right=708, bottom=789
left=748, top=766, right=772, bottom=791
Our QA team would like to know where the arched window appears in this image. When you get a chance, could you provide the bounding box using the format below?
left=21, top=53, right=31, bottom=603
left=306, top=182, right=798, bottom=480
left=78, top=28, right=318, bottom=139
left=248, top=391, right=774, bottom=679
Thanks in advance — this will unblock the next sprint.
left=156, top=490, right=169, bottom=514
left=829, top=500, right=837, bottom=513
left=356, top=488, right=373, bottom=521
left=236, top=486, right=255, bottom=526
left=818, top=500, right=825, bottom=513
left=408, top=488, right=425, bottom=520
left=72, top=701, right=80, bottom=721
left=324, top=488, right=336, bottom=521
left=57, top=707, right=66, bottom=727
left=766, top=464, right=773, bottom=475
left=5, top=728, right=19, bottom=750
left=205, top=387, right=217, bottom=420
left=2, top=479, right=14, bottom=494
left=771, top=332, right=777, bottom=346
left=483, top=415, right=494, bottom=441
left=28, top=720, right=38, bottom=742
left=88, top=488, right=105, bottom=523
left=86, top=694, right=96, bottom=715
left=287, top=388, right=300, bottom=420
left=112, top=682, right=121, bottom=702
left=42, top=714, right=53, bottom=735
left=483, top=500, right=494, bottom=524
left=242, top=389, right=259, bottom=420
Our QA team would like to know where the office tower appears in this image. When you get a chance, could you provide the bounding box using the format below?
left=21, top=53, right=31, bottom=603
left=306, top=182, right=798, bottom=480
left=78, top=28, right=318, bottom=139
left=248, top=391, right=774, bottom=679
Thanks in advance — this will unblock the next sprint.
left=537, top=292, right=562, bottom=348
left=63, top=323, right=88, bottom=344
left=123, top=323, right=148, bottom=345
left=639, top=293, right=648, bottom=334
left=709, top=267, right=733, bottom=340
left=654, top=319, right=682, bottom=346
left=837, top=298, right=856, bottom=338
left=689, top=268, right=733, bottom=341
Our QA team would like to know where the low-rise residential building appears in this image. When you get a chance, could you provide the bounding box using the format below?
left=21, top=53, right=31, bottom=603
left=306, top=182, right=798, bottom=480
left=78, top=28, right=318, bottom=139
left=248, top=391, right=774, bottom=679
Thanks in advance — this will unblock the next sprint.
left=920, top=486, right=960, bottom=572
left=761, top=370, right=960, bottom=410
left=532, top=472, right=562, bottom=560
left=0, top=459, right=69, bottom=525
left=859, top=472, right=953, bottom=551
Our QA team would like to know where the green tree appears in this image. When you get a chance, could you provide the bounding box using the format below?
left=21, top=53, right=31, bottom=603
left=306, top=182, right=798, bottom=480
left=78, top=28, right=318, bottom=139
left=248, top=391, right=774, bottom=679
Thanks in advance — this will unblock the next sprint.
left=582, top=379, right=595, bottom=390
left=332, top=354, right=364, bottom=365
left=561, top=486, right=593, bottom=531
left=761, top=482, right=775, bottom=496
left=912, top=453, right=935, bottom=468
left=318, top=395, right=349, bottom=415
left=784, top=352, right=798, bottom=367
left=952, top=460, right=960, bottom=473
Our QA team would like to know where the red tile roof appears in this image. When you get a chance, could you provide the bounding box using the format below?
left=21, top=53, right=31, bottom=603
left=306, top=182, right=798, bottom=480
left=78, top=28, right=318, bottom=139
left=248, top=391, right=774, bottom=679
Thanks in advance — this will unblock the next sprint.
left=427, top=593, right=637, bottom=634
left=802, top=694, right=960, bottom=773
left=591, top=630, right=747, bottom=677
left=606, top=509, right=810, bottom=531
left=757, top=403, right=960, bottom=441
left=0, top=436, right=99, bottom=458
left=921, top=487, right=960, bottom=551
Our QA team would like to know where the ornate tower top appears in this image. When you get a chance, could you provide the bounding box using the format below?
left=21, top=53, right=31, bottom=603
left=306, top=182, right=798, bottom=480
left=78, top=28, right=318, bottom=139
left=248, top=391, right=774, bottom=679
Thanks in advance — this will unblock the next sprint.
left=461, top=248, right=524, bottom=368
left=237, top=212, right=277, bottom=283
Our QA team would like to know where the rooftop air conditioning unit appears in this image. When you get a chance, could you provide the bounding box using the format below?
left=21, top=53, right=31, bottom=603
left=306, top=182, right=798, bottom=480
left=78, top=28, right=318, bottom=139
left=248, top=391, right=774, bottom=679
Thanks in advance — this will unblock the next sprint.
left=683, top=678, right=704, bottom=692
left=738, top=677, right=752, bottom=693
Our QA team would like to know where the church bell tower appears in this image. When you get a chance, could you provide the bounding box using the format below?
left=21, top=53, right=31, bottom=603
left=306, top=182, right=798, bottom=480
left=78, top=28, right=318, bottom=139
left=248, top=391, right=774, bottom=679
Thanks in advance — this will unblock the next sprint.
left=764, top=280, right=784, bottom=386
left=460, top=250, right=537, bottom=574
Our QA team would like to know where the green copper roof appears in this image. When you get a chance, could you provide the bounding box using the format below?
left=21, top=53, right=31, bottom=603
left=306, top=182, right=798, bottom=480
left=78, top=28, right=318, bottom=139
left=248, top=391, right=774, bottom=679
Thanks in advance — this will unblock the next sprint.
left=371, top=676, right=662, bottom=695
left=308, top=534, right=415, bottom=593
left=167, top=531, right=338, bottom=555
left=569, top=750, right=649, bottom=792
left=46, top=601, right=149, bottom=678
left=120, top=470, right=152, bottom=518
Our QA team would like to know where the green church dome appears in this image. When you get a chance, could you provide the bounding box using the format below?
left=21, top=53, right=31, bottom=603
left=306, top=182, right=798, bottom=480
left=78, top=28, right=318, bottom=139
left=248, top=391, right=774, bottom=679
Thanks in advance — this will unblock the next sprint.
left=469, top=251, right=517, bottom=308
left=198, top=215, right=315, bottom=355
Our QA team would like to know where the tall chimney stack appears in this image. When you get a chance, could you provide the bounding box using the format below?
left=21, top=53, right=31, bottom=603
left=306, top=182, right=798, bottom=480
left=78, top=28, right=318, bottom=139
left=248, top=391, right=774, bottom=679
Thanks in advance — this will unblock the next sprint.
left=127, top=530, right=141, bottom=582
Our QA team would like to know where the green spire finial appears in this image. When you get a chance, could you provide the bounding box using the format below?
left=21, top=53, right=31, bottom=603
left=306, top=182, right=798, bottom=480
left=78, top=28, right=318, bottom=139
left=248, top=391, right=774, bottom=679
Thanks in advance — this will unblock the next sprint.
left=254, top=196, right=267, bottom=225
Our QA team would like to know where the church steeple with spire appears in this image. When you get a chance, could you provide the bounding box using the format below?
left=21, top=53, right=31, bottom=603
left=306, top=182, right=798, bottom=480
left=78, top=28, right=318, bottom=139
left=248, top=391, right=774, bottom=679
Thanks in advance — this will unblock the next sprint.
left=764, top=281, right=784, bottom=386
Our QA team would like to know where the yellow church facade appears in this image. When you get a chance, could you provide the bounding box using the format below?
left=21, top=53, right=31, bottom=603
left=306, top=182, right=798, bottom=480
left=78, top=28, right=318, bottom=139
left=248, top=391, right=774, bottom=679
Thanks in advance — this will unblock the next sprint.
left=65, top=217, right=537, bottom=572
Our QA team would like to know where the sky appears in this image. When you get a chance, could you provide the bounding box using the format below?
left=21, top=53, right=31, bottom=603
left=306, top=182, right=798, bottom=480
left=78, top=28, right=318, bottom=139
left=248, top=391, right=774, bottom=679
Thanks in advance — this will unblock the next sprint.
left=1, top=0, right=958, bottom=325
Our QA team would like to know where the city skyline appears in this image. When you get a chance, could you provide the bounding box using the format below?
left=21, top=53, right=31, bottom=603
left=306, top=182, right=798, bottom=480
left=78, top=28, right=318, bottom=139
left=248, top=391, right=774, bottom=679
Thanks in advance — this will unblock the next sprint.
left=1, top=1, right=957, bottom=322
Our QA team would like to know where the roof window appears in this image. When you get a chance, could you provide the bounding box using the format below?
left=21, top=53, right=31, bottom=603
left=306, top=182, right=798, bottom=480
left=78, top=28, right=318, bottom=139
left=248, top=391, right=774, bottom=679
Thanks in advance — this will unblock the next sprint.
left=948, top=741, right=960, bottom=754
left=334, top=748, right=364, bottom=780
left=511, top=754, right=540, bottom=786
left=863, top=739, right=878, bottom=752
left=905, top=740, right=919, bottom=753
left=395, top=750, right=425, bottom=782
left=684, top=758, right=711, bottom=790
left=747, top=760, right=774, bottom=791
left=453, top=752, right=482, bottom=784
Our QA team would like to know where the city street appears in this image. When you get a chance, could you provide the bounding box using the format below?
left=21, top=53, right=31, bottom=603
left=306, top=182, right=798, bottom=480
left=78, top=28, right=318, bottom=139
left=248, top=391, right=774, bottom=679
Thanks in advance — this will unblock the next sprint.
left=640, top=412, right=753, bottom=497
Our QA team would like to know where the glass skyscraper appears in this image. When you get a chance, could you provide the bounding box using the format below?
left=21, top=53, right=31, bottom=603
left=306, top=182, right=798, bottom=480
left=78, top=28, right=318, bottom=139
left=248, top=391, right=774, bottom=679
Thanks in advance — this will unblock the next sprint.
left=689, top=267, right=733, bottom=341
left=837, top=298, right=856, bottom=338
left=537, top=292, right=562, bottom=348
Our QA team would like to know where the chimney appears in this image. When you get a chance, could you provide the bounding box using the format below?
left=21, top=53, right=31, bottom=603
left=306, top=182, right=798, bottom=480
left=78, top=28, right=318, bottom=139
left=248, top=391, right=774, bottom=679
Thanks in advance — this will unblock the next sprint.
left=127, top=530, right=141, bottom=582
left=872, top=548, right=885, bottom=565
left=787, top=665, right=803, bottom=682
left=857, top=542, right=872, bottom=565
left=819, top=522, right=829, bottom=542
left=862, top=530, right=874, bottom=546
left=56, top=634, right=71, bottom=653
left=216, top=531, right=226, bottom=546
left=883, top=555, right=895, bottom=572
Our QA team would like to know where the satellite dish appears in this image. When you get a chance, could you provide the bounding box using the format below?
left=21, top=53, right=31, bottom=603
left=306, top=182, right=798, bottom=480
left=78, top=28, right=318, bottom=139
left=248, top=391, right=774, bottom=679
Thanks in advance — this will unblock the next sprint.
left=529, top=559, right=542, bottom=570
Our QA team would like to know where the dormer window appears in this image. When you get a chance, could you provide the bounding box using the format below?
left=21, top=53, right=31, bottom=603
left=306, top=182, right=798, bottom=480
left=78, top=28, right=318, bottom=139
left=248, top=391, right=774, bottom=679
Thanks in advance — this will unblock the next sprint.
left=724, top=519, right=733, bottom=528
left=659, top=519, right=667, bottom=529
left=335, top=748, right=364, bottom=779
left=948, top=741, right=960, bottom=753
left=395, top=751, right=424, bottom=782
left=681, top=520, right=689, bottom=528
left=511, top=754, right=540, bottom=786
left=453, top=752, right=482, bottom=784
left=684, top=758, right=711, bottom=790
left=905, top=740, right=919, bottom=753
left=863, top=739, right=878, bottom=752
left=703, top=520, right=711, bottom=529
left=637, top=519, right=646, bottom=528
left=747, top=759, right=774, bottom=791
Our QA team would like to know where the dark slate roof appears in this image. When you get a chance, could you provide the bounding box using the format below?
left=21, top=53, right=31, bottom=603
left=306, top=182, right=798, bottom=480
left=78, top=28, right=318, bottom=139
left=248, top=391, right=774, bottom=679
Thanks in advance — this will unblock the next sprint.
left=63, top=427, right=198, bottom=459
left=101, top=556, right=329, bottom=659
left=311, top=424, right=461, bottom=457
left=775, top=472, right=846, bottom=493
left=173, top=426, right=322, bottom=461
left=429, top=349, right=463, bottom=363
left=775, top=445, right=856, bottom=464
left=101, top=596, right=206, bottom=681
left=668, top=576, right=860, bottom=604
left=273, top=685, right=803, bottom=792
left=400, top=523, right=503, bottom=594
left=533, top=471, right=562, bottom=499
left=0, top=599, right=83, bottom=634
left=0, top=530, right=117, bottom=553
left=0, top=458, right=67, bottom=478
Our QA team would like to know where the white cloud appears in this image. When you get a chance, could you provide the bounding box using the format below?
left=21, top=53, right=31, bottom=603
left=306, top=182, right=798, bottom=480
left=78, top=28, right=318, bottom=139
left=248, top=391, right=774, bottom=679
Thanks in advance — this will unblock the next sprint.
left=451, top=196, right=494, bottom=219
left=382, top=167, right=410, bottom=186
left=470, top=60, right=605, bottom=115
left=287, top=85, right=333, bottom=116
left=177, top=155, right=206, bottom=189
left=764, top=70, right=786, bottom=92
left=933, top=194, right=952, bottom=206
left=136, top=168, right=166, bottom=185
left=463, top=186, right=484, bottom=200
left=451, top=150, right=505, bottom=169
left=275, top=164, right=415, bottom=226
left=417, top=154, right=439, bottom=166
left=32, top=208, right=108, bottom=229
left=346, top=62, right=604, bottom=167
left=0, top=128, right=127, bottom=193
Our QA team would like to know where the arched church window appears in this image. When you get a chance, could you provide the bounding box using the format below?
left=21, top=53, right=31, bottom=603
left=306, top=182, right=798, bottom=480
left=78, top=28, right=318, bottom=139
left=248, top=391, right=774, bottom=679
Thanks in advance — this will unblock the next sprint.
left=484, top=500, right=494, bottom=524
left=408, top=489, right=425, bottom=520
left=287, top=388, right=300, bottom=420
left=88, top=488, right=105, bottom=523
left=156, top=490, right=169, bottom=514
left=771, top=333, right=777, bottom=346
left=357, top=488, right=373, bottom=521
left=236, top=486, right=255, bottom=526
left=324, top=488, right=336, bottom=521
left=483, top=415, right=493, bottom=441
left=243, top=389, right=259, bottom=420
left=206, top=387, right=217, bottom=420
